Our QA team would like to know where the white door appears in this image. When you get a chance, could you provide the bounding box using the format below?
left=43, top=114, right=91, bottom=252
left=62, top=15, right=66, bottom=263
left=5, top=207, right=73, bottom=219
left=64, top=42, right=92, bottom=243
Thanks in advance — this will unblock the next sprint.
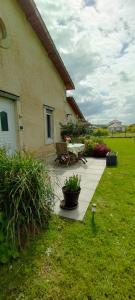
left=0, top=98, right=17, bottom=155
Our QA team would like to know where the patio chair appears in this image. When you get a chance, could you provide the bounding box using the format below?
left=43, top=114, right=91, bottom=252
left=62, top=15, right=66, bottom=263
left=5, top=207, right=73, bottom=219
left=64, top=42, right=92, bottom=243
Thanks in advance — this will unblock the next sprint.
left=78, top=152, right=87, bottom=164
left=78, top=144, right=87, bottom=164
left=55, top=142, right=72, bottom=166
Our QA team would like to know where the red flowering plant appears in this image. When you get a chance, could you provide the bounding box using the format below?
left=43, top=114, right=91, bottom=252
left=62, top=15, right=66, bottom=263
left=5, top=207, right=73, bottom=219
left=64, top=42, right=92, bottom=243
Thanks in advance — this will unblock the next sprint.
left=64, top=136, right=71, bottom=143
left=93, top=143, right=110, bottom=158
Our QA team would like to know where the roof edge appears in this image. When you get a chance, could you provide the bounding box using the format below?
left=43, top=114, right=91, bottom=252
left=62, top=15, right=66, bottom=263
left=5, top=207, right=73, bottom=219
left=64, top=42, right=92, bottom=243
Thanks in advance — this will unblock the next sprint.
left=67, top=96, right=85, bottom=121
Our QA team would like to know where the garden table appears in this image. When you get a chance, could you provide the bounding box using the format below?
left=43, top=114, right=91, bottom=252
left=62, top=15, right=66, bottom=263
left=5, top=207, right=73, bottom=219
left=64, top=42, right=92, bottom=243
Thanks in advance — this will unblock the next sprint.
left=67, top=143, right=87, bottom=164
left=67, top=143, right=85, bottom=157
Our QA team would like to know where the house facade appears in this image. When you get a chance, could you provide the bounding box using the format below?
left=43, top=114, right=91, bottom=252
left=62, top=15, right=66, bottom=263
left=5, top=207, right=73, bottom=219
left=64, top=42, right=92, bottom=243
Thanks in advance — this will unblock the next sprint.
left=0, top=0, right=74, bottom=159
left=108, top=120, right=125, bottom=133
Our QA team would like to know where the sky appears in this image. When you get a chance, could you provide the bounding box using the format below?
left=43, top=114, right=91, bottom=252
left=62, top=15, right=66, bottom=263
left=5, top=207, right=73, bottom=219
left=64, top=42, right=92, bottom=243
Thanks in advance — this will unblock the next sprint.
left=35, top=0, right=135, bottom=124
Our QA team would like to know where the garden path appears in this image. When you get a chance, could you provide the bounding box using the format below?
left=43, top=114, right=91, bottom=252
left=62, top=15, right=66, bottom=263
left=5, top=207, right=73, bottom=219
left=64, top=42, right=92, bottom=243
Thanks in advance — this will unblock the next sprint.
left=50, top=158, right=106, bottom=221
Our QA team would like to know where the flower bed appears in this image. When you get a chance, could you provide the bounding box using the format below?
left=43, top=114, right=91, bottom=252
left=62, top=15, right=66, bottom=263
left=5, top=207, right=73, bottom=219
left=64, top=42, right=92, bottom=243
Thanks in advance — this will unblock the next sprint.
left=75, top=136, right=110, bottom=158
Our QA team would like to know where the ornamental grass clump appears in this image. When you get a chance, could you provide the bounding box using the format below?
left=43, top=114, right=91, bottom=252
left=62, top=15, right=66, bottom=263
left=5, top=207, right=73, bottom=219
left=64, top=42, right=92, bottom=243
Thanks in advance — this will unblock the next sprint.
left=64, top=174, right=81, bottom=192
left=0, top=152, right=54, bottom=249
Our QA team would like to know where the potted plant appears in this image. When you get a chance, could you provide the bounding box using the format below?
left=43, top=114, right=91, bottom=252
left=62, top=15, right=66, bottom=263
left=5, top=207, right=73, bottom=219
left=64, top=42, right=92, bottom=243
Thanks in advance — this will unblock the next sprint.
left=60, top=174, right=81, bottom=210
left=64, top=135, right=72, bottom=144
left=106, top=151, right=118, bottom=166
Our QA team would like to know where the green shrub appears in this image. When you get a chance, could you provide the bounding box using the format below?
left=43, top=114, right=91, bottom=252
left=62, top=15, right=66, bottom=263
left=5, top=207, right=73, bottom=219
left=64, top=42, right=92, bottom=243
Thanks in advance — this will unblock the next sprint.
left=93, top=128, right=108, bottom=137
left=70, top=136, right=79, bottom=143
left=85, top=143, right=93, bottom=156
left=0, top=152, right=54, bottom=251
left=90, top=136, right=104, bottom=144
left=127, top=124, right=135, bottom=133
left=76, top=136, right=87, bottom=143
left=60, top=121, right=92, bottom=138
left=77, top=136, right=103, bottom=144
left=75, top=136, right=108, bottom=157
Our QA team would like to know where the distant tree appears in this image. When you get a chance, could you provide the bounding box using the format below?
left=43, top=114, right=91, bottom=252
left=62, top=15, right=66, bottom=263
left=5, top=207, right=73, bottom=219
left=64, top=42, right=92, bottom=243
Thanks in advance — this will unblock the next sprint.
left=127, top=124, right=135, bottom=133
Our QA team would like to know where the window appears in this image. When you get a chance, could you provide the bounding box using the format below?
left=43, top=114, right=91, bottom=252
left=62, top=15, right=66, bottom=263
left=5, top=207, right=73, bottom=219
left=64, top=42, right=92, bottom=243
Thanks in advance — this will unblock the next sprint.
left=44, top=106, right=54, bottom=144
left=0, top=111, right=9, bottom=131
left=66, top=113, right=72, bottom=123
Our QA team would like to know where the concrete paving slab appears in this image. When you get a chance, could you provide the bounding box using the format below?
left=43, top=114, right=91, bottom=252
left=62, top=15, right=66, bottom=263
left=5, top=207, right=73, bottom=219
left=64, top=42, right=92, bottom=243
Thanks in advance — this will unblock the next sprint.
left=50, top=157, right=106, bottom=221
left=54, top=199, right=88, bottom=221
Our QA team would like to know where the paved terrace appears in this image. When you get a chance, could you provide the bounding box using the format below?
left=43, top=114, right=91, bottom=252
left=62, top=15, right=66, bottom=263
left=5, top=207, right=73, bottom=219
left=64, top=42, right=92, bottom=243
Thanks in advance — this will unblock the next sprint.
left=50, top=158, right=106, bottom=221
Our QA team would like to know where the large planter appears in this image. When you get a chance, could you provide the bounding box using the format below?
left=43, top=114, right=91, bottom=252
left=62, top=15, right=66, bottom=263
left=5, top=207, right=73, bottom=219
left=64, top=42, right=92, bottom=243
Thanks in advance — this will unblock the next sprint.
left=106, top=152, right=118, bottom=166
left=60, top=186, right=81, bottom=210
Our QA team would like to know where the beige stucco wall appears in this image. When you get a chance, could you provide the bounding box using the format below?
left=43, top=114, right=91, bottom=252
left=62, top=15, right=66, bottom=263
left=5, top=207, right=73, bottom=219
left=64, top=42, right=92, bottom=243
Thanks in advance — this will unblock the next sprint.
left=0, top=0, right=68, bottom=159
left=65, top=102, right=78, bottom=124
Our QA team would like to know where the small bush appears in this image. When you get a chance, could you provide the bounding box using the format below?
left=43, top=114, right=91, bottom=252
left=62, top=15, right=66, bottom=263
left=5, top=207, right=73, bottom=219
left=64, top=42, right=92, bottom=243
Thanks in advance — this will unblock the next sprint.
left=85, top=143, right=94, bottom=156
left=77, top=136, right=103, bottom=144
left=0, top=152, right=54, bottom=252
left=90, top=136, right=104, bottom=144
left=60, top=121, right=92, bottom=138
left=74, top=136, right=105, bottom=157
left=76, top=136, right=86, bottom=143
left=93, top=128, right=108, bottom=137
left=127, top=124, right=135, bottom=133
left=93, top=143, right=110, bottom=157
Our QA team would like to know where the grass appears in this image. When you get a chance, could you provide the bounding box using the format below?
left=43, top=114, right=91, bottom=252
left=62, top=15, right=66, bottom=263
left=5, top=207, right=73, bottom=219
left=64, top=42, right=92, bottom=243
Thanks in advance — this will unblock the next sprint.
left=109, top=132, right=135, bottom=137
left=0, top=138, right=135, bottom=300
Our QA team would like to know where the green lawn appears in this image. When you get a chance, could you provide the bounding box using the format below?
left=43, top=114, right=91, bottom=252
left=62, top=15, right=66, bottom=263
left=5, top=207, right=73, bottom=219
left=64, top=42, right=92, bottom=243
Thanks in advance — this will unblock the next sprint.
left=109, top=132, right=135, bottom=137
left=0, top=138, right=135, bottom=300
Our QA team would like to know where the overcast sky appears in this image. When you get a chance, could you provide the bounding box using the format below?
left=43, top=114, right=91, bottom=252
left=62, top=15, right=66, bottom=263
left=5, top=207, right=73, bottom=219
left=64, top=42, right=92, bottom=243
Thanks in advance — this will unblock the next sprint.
left=35, top=0, right=135, bottom=124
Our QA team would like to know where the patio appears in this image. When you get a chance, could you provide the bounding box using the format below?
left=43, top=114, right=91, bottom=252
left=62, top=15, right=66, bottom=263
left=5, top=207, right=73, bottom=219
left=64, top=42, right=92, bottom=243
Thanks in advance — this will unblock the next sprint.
left=50, top=157, right=106, bottom=221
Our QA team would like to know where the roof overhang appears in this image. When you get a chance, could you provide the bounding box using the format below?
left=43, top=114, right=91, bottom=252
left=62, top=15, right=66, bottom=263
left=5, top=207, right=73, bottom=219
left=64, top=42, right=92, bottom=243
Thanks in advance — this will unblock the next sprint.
left=67, top=97, right=85, bottom=121
left=17, top=0, right=75, bottom=90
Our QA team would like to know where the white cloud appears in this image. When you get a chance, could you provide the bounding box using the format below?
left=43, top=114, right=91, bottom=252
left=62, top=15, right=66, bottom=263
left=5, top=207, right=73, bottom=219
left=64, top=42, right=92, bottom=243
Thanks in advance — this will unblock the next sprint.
left=35, top=0, right=135, bottom=124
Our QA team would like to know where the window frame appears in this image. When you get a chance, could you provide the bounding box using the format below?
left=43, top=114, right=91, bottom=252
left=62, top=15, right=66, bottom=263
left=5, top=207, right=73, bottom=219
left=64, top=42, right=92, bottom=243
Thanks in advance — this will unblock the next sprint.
left=0, top=111, right=9, bottom=131
left=44, top=105, right=54, bottom=144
